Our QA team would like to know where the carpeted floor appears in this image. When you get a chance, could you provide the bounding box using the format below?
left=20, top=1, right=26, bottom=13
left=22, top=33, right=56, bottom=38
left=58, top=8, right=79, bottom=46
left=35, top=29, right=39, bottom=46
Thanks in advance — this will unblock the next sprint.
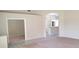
left=9, top=35, right=25, bottom=44
left=8, top=36, right=79, bottom=48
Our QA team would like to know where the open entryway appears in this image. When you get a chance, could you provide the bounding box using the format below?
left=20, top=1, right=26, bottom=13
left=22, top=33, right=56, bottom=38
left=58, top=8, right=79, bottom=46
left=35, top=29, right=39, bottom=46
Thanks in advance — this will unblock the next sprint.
left=45, top=13, right=59, bottom=37
left=7, top=19, right=25, bottom=44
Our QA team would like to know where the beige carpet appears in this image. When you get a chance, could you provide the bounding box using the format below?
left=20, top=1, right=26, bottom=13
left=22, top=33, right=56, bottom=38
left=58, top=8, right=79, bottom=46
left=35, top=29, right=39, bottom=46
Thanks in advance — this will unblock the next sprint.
left=8, top=36, right=79, bottom=48
left=9, top=35, right=25, bottom=44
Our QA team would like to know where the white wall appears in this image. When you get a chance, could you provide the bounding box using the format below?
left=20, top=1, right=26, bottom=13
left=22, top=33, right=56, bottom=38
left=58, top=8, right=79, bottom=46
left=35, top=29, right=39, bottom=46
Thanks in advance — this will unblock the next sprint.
left=34, top=10, right=79, bottom=39
left=0, top=14, right=7, bottom=35
left=0, top=12, right=44, bottom=41
left=0, top=11, right=67, bottom=40
left=26, top=15, right=44, bottom=40
left=0, top=36, right=8, bottom=48
left=33, top=10, right=64, bottom=37
left=2, top=10, right=79, bottom=40
left=0, top=12, right=27, bottom=36
left=60, top=11, right=79, bottom=39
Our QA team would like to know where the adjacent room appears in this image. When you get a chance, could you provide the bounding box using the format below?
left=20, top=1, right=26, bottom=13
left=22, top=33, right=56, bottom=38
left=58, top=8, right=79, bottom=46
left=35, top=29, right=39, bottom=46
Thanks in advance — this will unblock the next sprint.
left=8, top=19, right=25, bottom=44
left=45, top=13, right=59, bottom=37
left=0, top=10, right=79, bottom=48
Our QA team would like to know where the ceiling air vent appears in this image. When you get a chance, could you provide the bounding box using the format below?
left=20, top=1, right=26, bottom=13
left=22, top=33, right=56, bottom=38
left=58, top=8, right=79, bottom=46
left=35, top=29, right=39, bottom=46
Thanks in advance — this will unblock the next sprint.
left=27, top=10, right=31, bottom=12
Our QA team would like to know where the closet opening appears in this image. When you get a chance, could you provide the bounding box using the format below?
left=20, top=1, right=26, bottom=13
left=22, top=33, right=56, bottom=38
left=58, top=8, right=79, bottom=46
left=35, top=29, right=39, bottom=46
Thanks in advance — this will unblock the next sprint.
left=7, top=19, right=25, bottom=45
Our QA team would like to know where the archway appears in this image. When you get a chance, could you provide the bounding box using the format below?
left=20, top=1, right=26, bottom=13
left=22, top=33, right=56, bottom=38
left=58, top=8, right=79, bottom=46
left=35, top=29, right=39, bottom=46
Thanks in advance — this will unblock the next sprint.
left=45, top=13, right=59, bottom=37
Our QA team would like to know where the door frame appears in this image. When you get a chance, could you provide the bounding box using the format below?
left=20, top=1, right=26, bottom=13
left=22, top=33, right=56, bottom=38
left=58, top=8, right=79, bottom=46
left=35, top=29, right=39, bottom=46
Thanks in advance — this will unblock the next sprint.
left=44, top=13, right=59, bottom=37
left=6, top=18, right=27, bottom=43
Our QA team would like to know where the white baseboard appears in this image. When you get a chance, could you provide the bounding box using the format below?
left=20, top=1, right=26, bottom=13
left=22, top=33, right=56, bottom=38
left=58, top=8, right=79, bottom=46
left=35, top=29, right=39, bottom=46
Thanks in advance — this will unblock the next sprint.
left=26, top=34, right=45, bottom=40
left=59, top=33, right=79, bottom=39
left=9, top=34, right=24, bottom=37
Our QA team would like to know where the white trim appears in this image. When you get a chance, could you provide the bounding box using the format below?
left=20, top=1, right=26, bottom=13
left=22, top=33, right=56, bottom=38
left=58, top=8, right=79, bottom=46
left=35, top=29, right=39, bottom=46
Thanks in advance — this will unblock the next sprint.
left=59, top=33, right=79, bottom=39
left=7, top=18, right=26, bottom=20
left=44, top=13, right=59, bottom=37
left=6, top=17, right=9, bottom=43
left=27, top=34, right=45, bottom=40
left=6, top=17, right=27, bottom=43
left=24, top=18, right=27, bottom=40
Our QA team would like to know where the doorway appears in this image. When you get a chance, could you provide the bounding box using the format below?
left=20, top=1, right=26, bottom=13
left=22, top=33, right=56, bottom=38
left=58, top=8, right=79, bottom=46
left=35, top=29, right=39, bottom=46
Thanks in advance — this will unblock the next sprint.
left=7, top=19, right=25, bottom=44
left=45, top=13, right=59, bottom=37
